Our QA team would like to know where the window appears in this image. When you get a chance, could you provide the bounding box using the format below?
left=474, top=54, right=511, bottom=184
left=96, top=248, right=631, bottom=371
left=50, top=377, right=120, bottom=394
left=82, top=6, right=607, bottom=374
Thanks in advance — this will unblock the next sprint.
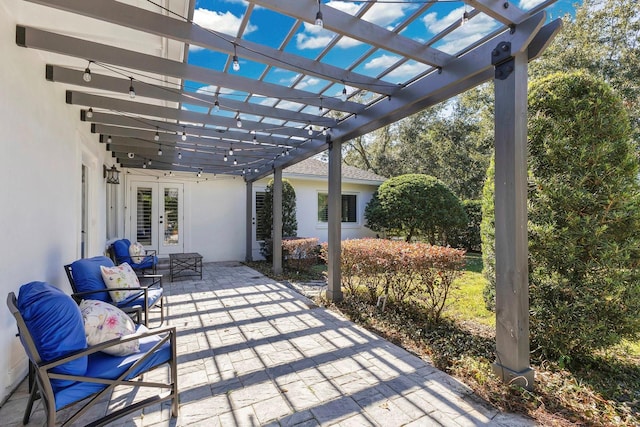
left=318, top=193, right=357, bottom=223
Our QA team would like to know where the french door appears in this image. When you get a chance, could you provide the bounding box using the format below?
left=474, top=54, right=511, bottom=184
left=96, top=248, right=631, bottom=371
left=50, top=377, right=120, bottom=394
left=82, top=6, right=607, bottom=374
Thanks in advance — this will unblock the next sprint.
left=130, top=182, right=184, bottom=255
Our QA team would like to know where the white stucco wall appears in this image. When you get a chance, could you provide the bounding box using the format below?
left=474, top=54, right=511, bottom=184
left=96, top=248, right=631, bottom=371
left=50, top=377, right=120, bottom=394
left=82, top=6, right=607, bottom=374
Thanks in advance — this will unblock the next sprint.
left=0, top=4, right=111, bottom=402
left=256, top=176, right=379, bottom=243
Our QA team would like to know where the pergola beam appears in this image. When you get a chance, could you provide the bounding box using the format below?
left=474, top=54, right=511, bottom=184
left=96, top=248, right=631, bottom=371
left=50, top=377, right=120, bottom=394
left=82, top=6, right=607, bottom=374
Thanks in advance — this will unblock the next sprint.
left=252, top=0, right=452, bottom=67
left=24, top=0, right=394, bottom=96
left=464, top=0, right=528, bottom=25
left=16, top=26, right=362, bottom=114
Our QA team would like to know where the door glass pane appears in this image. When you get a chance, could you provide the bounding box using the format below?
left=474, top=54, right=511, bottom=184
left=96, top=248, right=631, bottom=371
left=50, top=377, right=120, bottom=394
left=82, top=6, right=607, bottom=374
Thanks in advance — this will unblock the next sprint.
left=164, top=187, right=179, bottom=245
left=136, top=187, right=153, bottom=245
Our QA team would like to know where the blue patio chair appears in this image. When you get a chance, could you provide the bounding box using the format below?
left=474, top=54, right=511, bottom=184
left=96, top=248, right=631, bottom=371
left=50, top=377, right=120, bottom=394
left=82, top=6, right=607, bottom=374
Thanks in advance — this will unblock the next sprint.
left=109, top=238, right=158, bottom=275
left=7, top=281, right=178, bottom=426
left=64, top=256, right=164, bottom=327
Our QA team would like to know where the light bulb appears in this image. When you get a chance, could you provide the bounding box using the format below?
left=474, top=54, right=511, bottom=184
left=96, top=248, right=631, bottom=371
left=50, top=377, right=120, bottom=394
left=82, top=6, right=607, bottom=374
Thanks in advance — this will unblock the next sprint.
left=107, top=135, right=112, bottom=143
left=214, top=99, right=220, bottom=112
left=148, top=159, right=152, bottom=165
left=315, top=11, right=323, bottom=27
left=182, top=130, right=187, bottom=141
left=462, top=11, right=469, bottom=26
left=143, top=163, right=147, bottom=169
left=322, top=127, right=327, bottom=136
left=233, top=158, right=237, bottom=165
left=154, top=129, right=160, bottom=141
left=128, top=78, right=135, bottom=98
left=341, top=86, right=347, bottom=102
left=224, top=155, right=228, bottom=162
left=236, top=117, right=242, bottom=128
left=178, top=152, right=182, bottom=160
left=86, top=107, right=93, bottom=119
left=253, top=135, right=257, bottom=144
left=308, top=125, right=313, bottom=136
left=254, top=168, right=258, bottom=173
left=229, top=147, right=234, bottom=156
left=232, top=55, right=240, bottom=71
left=158, top=147, right=163, bottom=156
left=83, top=67, right=92, bottom=82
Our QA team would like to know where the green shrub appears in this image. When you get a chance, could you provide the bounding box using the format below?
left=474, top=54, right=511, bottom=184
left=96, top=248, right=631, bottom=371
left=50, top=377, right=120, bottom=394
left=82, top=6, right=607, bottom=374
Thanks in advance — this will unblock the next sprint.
left=364, top=174, right=467, bottom=244
left=322, top=239, right=465, bottom=323
left=481, top=71, right=640, bottom=360
left=258, top=179, right=297, bottom=260
left=448, top=199, right=482, bottom=252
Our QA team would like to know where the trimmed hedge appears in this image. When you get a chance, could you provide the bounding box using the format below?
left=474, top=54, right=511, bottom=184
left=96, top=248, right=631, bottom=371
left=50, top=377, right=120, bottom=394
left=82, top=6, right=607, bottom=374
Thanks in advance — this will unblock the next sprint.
left=283, top=237, right=320, bottom=272
left=322, top=239, right=465, bottom=323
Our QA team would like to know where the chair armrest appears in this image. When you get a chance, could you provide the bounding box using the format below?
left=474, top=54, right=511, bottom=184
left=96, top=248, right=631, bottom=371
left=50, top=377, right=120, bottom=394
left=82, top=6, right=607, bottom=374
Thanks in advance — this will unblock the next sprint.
left=141, top=274, right=163, bottom=289
left=144, top=249, right=157, bottom=256
left=37, top=326, right=177, bottom=371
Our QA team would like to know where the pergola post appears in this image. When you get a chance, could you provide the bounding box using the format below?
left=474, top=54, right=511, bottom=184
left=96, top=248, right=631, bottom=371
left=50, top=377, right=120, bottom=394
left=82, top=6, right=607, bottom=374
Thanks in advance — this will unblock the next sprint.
left=326, top=140, right=343, bottom=302
left=272, top=167, right=283, bottom=275
left=492, top=47, right=534, bottom=389
left=245, top=180, right=253, bottom=262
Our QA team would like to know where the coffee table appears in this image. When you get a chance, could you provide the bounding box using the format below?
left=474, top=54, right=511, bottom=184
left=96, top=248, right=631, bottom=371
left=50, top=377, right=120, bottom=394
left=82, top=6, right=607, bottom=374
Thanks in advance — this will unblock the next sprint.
left=169, top=252, right=203, bottom=282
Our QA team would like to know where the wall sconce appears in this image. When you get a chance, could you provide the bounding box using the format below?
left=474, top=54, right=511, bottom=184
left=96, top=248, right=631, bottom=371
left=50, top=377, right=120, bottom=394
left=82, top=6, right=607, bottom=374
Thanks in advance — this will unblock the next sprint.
left=103, top=165, right=120, bottom=184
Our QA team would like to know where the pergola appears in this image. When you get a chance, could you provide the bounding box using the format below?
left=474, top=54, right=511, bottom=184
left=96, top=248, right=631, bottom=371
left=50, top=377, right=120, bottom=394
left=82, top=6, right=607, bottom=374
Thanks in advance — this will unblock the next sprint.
left=13, top=0, right=561, bottom=388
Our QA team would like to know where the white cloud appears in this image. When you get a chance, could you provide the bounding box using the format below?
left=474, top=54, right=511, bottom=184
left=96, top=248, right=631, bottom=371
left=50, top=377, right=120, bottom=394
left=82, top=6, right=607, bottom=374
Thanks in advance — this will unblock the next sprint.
left=422, top=7, right=500, bottom=54
left=361, top=2, right=412, bottom=27
left=193, top=8, right=256, bottom=37
left=518, top=0, right=546, bottom=9
left=295, top=77, right=320, bottom=91
left=326, top=1, right=360, bottom=16
left=386, top=62, right=429, bottom=80
left=364, top=54, right=401, bottom=70
left=336, top=36, right=362, bottom=49
left=296, top=32, right=334, bottom=50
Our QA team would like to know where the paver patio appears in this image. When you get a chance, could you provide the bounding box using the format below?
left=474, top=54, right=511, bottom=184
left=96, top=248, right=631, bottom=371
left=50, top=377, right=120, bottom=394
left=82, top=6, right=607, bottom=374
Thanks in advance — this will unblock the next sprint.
left=0, top=262, right=535, bottom=426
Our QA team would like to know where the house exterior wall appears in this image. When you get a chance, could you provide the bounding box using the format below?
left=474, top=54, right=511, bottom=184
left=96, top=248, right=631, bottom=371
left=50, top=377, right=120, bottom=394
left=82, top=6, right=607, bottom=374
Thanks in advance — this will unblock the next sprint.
left=256, top=176, right=379, bottom=242
left=0, top=5, right=111, bottom=402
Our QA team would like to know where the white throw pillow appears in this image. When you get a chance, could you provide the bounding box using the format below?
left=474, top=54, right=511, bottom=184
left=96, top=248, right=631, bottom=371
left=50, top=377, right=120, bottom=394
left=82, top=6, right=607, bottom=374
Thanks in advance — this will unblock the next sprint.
left=100, top=263, right=141, bottom=303
left=79, top=299, right=139, bottom=356
left=129, top=241, right=146, bottom=264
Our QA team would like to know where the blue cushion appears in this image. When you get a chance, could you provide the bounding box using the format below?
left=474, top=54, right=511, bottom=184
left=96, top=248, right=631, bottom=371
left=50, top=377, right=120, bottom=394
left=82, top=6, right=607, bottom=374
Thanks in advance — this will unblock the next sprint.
left=117, top=287, right=163, bottom=310
left=17, top=282, right=87, bottom=391
left=130, top=255, right=157, bottom=270
left=53, top=325, right=171, bottom=410
left=113, top=239, right=132, bottom=264
left=70, top=256, right=114, bottom=302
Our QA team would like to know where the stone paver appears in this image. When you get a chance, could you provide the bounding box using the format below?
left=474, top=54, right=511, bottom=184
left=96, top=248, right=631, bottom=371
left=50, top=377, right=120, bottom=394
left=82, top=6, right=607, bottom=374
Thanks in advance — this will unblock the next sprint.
left=0, top=262, right=537, bottom=426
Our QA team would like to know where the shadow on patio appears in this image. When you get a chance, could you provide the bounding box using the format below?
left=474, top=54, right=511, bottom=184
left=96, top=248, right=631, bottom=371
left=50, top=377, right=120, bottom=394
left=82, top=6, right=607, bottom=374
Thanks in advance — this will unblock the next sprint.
left=0, top=262, right=534, bottom=426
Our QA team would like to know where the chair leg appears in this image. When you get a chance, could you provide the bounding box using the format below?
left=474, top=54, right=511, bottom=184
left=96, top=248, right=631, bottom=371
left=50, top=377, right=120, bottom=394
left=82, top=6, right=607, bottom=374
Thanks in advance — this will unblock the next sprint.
left=23, top=377, right=39, bottom=425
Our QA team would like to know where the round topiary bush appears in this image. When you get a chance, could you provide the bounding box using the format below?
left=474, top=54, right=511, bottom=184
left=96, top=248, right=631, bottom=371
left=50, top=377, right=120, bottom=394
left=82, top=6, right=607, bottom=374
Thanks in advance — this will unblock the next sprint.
left=365, top=173, right=467, bottom=244
left=482, top=71, right=640, bottom=361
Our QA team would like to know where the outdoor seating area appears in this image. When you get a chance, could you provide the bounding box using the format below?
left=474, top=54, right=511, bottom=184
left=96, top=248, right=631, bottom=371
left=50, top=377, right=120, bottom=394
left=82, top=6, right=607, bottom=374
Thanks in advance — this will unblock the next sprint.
left=1, top=262, right=533, bottom=426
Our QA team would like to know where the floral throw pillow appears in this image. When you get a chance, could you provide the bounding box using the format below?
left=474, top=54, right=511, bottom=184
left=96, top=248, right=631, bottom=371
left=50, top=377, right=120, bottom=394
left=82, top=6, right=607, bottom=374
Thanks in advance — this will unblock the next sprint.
left=100, top=263, right=141, bottom=303
left=79, top=299, right=139, bottom=356
left=129, top=241, right=146, bottom=264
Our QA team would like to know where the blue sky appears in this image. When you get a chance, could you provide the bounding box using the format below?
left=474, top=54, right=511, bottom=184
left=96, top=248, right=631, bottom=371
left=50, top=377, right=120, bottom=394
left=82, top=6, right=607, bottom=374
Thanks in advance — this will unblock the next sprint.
left=187, top=0, right=578, bottom=100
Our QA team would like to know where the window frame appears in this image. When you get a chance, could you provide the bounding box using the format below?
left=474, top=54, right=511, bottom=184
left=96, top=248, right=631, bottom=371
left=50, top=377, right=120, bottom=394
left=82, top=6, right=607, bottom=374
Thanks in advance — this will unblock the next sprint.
left=316, top=191, right=360, bottom=227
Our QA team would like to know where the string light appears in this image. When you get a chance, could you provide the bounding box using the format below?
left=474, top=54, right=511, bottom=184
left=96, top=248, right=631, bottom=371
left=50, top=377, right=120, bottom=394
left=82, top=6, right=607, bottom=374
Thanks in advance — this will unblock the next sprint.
left=315, top=0, right=324, bottom=28
left=197, top=169, right=202, bottom=177
left=86, top=107, right=93, bottom=118
left=322, top=127, right=328, bottom=136
left=142, top=162, right=147, bottom=169
left=461, top=8, right=469, bottom=26
left=232, top=44, right=240, bottom=71
left=308, top=125, right=313, bottom=136
left=82, top=61, right=92, bottom=82
left=253, top=135, right=258, bottom=144
left=233, top=158, right=238, bottom=165
left=154, top=127, right=160, bottom=141
left=158, top=145, right=163, bottom=156
left=236, top=112, right=242, bottom=128
left=224, top=154, right=228, bottom=162
left=178, top=151, right=182, bottom=160
left=318, top=97, right=324, bottom=113
left=341, top=84, right=348, bottom=102
left=229, top=145, right=234, bottom=156
left=107, top=135, right=112, bottom=143
left=181, top=126, right=187, bottom=141
left=128, top=77, right=136, bottom=98
left=148, top=159, right=152, bottom=166
left=214, top=97, right=220, bottom=112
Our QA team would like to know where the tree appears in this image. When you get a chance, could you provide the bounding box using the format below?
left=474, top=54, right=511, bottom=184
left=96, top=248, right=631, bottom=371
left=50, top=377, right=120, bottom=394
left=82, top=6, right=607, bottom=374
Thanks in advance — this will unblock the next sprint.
left=482, top=72, right=640, bottom=361
left=530, top=0, right=640, bottom=141
left=257, top=178, right=297, bottom=240
left=365, top=174, right=467, bottom=244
